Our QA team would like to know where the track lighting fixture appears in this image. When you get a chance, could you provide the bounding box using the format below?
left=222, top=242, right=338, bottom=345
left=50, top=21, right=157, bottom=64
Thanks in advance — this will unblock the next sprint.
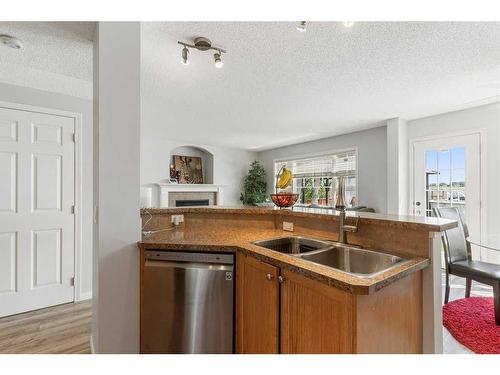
left=296, top=21, right=306, bottom=32
left=178, top=37, right=227, bottom=68
left=181, top=46, right=190, bottom=65
left=214, top=52, right=223, bottom=68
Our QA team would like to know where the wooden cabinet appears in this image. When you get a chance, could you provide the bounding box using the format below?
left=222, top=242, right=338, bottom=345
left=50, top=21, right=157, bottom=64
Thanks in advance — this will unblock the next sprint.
left=236, top=253, right=423, bottom=354
left=280, top=269, right=355, bottom=353
left=236, top=253, right=279, bottom=353
left=355, top=270, right=422, bottom=353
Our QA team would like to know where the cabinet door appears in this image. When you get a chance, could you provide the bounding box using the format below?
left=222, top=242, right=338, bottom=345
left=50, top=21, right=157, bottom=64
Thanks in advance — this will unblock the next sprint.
left=236, top=253, right=279, bottom=353
left=280, top=269, right=355, bottom=353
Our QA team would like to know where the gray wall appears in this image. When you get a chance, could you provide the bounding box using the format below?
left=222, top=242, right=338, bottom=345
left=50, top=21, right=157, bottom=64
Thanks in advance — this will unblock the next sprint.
left=0, top=82, right=93, bottom=300
left=257, top=126, right=388, bottom=213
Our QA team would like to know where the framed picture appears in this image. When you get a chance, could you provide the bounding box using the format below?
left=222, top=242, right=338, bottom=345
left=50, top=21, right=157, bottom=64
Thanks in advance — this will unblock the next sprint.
left=173, top=155, right=204, bottom=184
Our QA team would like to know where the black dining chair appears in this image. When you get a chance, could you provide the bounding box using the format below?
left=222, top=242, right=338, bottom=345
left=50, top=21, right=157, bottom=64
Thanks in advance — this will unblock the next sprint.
left=434, top=207, right=500, bottom=325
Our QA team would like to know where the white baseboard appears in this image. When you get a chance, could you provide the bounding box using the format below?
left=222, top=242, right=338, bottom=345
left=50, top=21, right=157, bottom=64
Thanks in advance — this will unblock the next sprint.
left=76, top=291, right=93, bottom=301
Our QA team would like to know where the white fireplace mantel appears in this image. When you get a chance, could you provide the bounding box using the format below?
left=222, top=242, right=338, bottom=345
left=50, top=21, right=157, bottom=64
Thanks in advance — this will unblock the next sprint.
left=156, top=183, right=226, bottom=207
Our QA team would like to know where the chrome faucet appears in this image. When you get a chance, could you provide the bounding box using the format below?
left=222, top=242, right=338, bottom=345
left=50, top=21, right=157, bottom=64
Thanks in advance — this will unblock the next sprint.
left=335, top=176, right=359, bottom=244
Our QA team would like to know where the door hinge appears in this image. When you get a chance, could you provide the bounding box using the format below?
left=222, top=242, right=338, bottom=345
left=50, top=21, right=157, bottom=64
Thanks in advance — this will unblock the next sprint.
left=71, top=205, right=76, bottom=214
left=72, top=133, right=76, bottom=142
left=70, top=277, right=75, bottom=286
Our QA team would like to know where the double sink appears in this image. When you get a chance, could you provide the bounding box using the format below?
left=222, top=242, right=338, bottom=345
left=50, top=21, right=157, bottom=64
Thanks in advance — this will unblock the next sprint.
left=252, top=236, right=409, bottom=279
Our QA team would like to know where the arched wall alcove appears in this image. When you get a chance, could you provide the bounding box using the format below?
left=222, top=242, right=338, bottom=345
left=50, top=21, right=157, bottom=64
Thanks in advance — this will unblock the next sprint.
left=170, top=145, right=214, bottom=184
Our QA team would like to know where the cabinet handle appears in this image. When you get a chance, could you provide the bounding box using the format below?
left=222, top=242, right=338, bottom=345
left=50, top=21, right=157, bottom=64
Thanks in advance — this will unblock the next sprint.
left=265, top=273, right=274, bottom=281
left=278, top=276, right=285, bottom=283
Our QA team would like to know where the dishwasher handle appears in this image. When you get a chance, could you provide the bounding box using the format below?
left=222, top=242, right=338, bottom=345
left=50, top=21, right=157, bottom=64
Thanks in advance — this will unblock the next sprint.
left=145, top=259, right=234, bottom=274
left=144, top=250, right=234, bottom=265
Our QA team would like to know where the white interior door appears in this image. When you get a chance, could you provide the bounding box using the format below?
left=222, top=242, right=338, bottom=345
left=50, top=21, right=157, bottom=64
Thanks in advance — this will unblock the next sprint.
left=0, top=106, right=75, bottom=317
left=412, top=133, right=482, bottom=257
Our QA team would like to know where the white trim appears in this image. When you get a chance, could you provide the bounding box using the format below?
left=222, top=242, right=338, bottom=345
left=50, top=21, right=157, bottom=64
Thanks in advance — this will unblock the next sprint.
left=409, top=139, right=415, bottom=215
left=0, top=100, right=83, bottom=119
left=409, top=128, right=487, bottom=245
left=272, top=147, right=359, bottom=204
left=73, top=112, right=89, bottom=302
left=78, top=291, right=93, bottom=301
left=479, top=131, right=488, bottom=249
left=155, top=183, right=226, bottom=207
left=422, top=232, right=444, bottom=353
left=0, top=100, right=85, bottom=304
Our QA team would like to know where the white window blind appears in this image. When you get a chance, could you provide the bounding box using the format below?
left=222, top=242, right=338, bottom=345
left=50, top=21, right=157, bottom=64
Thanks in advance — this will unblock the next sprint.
left=274, top=150, right=357, bottom=207
left=276, top=151, right=356, bottom=178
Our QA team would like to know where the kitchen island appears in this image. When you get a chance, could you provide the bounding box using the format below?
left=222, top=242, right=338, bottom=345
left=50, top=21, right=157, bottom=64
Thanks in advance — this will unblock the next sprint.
left=138, top=206, right=456, bottom=354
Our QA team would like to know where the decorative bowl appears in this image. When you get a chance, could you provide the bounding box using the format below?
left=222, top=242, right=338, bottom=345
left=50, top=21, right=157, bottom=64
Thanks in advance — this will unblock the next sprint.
left=270, top=193, right=299, bottom=208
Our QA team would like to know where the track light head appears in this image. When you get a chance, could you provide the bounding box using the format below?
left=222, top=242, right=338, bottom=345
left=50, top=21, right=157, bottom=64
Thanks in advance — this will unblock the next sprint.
left=343, top=21, right=355, bottom=28
left=296, top=21, right=306, bottom=32
left=214, top=52, right=223, bottom=68
left=181, top=46, right=190, bottom=65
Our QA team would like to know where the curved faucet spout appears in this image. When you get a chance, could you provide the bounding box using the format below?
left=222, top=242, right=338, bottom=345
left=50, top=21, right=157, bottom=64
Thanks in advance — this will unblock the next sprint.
left=335, top=175, right=358, bottom=244
left=335, top=176, right=346, bottom=211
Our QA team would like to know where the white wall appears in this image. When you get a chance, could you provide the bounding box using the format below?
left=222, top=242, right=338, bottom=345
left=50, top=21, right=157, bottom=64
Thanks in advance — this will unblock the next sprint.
left=257, top=126, right=388, bottom=213
left=140, top=137, right=257, bottom=207
left=93, top=22, right=141, bottom=354
left=408, top=102, right=500, bottom=253
left=0, top=82, right=93, bottom=300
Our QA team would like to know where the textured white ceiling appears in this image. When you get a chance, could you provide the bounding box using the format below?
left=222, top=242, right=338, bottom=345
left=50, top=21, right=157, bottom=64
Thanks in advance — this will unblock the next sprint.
left=0, top=22, right=94, bottom=98
left=141, top=22, right=500, bottom=151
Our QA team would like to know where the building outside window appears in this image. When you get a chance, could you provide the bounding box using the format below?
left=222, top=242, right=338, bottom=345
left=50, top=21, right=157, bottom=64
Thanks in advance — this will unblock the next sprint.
left=274, top=150, right=357, bottom=208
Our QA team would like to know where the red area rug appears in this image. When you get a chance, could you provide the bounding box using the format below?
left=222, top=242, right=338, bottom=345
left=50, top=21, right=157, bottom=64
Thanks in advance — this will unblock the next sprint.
left=443, top=297, right=500, bottom=354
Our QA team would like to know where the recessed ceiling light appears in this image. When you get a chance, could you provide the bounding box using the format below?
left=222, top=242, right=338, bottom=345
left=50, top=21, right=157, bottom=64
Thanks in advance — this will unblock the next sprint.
left=343, top=21, right=355, bottom=28
left=0, top=34, right=22, bottom=49
left=296, top=21, right=306, bottom=32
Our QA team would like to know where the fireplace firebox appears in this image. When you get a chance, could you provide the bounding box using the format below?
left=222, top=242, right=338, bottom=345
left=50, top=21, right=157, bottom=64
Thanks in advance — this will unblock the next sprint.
left=175, top=199, right=210, bottom=207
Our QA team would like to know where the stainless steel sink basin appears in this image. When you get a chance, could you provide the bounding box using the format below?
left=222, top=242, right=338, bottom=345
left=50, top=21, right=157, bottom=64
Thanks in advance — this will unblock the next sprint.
left=252, top=236, right=333, bottom=255
left=252, top=236, right=410, bottom=279
left=298, top=245, right=408, bottom=278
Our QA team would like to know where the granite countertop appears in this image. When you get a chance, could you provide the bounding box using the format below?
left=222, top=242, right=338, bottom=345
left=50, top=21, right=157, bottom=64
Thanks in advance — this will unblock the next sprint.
left=138, top=225, right=430, bottom=295
left=141, top=206, right=457, bottom=232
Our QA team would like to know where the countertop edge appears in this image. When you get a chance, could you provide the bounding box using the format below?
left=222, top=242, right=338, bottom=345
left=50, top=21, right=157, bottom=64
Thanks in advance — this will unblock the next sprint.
left=137, top=240, right=429, bottom=295
left=140, top=207, right=457, bottom=232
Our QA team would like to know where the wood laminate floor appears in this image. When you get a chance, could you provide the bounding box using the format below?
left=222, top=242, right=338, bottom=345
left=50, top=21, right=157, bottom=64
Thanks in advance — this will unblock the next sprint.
left=0, top=300, right=92, bottom=354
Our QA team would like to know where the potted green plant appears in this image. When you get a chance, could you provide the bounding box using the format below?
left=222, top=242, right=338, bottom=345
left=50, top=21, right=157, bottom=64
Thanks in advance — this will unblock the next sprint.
left=302, top=178, right=316, bottom=205
left=240, top=160, right=267, bottom=206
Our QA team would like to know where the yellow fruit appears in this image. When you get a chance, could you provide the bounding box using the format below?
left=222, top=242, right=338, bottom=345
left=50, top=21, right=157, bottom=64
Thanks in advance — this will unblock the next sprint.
left=277, top=168, right=293, bottom=189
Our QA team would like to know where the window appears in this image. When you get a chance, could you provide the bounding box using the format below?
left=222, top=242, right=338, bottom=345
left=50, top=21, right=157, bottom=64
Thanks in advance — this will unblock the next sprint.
left=425, top=146, right=466, bottom=217
left=274, top=150, right=357, bottom=208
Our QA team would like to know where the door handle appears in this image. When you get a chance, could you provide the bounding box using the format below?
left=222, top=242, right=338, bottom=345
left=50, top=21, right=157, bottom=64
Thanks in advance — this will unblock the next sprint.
left=265, top=273, right=274, bottom=281
left=278, top=276, right=285, bottom=284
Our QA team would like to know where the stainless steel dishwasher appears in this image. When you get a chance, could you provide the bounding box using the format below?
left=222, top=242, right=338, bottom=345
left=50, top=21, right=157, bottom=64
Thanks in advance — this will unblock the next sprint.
left=142, top=250, right=234, bottom=354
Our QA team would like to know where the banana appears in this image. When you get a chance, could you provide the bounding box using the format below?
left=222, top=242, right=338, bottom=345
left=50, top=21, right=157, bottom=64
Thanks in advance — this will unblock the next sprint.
left=277, top=168, right=293, bottom=189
